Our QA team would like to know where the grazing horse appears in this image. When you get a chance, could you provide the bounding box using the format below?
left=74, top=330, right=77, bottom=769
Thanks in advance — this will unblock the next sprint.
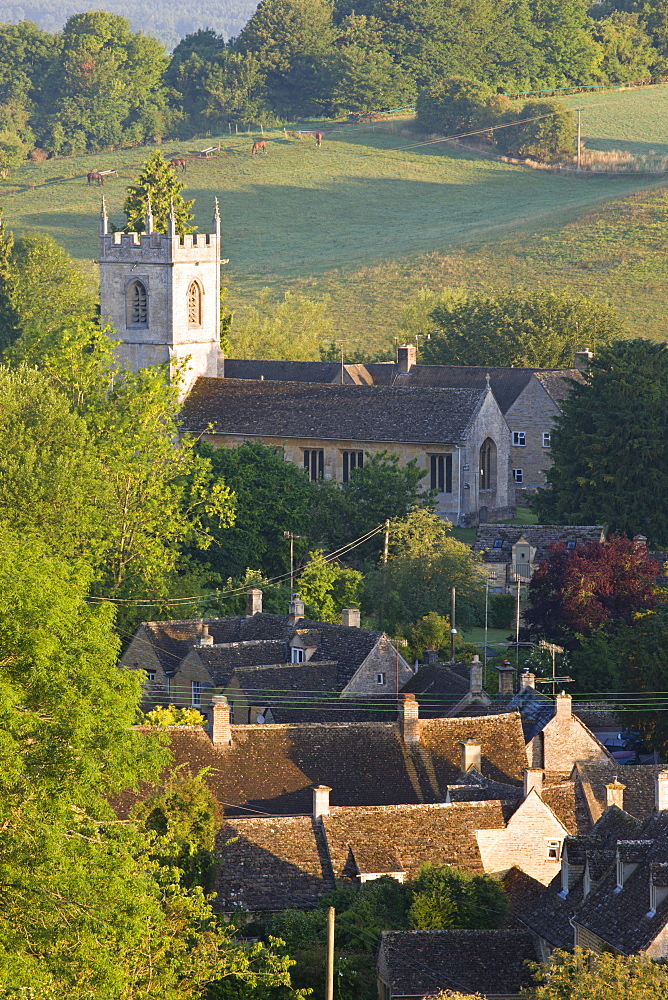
left=315, top=132, right=323, bottom=147
left=171, top=157, right=187, bottom=172
left=87, top=171, right=104, bottom=186
left=251, top=140, right=267, bottom=155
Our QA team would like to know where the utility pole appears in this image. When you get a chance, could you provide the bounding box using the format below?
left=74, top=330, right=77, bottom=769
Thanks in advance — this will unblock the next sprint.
left=325, top=906, right=335, bottom=1000
left=515, top=576, right=521, bottom=670
left=450, top=586, right=457, bottom=662
left=335, top=340, right=349, bottom=385
left=576, top=107, right=581, bottom=170
left=379, top=519, right=390, bottom=631
left=283, top=531, right=305, bottom=594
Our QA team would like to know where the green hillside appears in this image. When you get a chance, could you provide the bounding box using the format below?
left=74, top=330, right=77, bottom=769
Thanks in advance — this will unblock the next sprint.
left=561, top=86, right=668, bottom=156
left=1, top=97, right=668, bottom=353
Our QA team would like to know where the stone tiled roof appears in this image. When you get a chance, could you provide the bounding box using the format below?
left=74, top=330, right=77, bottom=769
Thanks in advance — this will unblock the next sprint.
left=215, top=815, right=333, bottom=911
left=135, top=613, right=383, bottom=688
left=180, top=377, right=486, bottom=445
left=125, top=712, right=526, bottom=817
left=542, top=781, right=579, bottom=835
left=378, top=929, right=538, bottom=997
left=323, top=800, right=510, bottom=879
left=575, top=762, right=667, bottom=824
left=399, top=365, right=582, bottom=412
left=535, top=369, right=584, bottom=404
left=400, top=663, right=470, bottom=715
left=474, top=524, right=605, bottom=565
left=502, top=866, right=548, bottom=927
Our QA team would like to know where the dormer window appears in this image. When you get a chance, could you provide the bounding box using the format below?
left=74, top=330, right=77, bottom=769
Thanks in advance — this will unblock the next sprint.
left=493, top=538, right=503, bottom=549
left=567, top=540, right=577, bottom=551
left=291, top=647, right=305, bottom=663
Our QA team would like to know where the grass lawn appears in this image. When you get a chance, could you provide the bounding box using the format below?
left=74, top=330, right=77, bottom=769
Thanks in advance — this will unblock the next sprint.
left=560, top=86, right=668, bottom=156
left=2, top=87, right=668, bottom=354
left=462, top=626, right=511, bottom=648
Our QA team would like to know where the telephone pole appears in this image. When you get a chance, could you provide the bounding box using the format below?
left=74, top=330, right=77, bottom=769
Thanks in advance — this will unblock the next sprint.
left=325, top=906, right=335, bottom=1000
left=379, top=519, right=390, bottom=630
left=283, top=531, right=306, bottom=594
left=450, top=586, right=457, bottom=662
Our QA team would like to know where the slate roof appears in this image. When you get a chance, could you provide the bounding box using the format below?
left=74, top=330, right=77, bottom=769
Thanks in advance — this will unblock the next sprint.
left=122, top=712, right=526, bottom=817
left=474, top=524, right=605, bottom=565
left=322, top=800, right=512, bottom=879
left=221, top=357, right=397, bottom=386
left=378, top=929, right=538, bottom=998
left=535, top=369, right=584, bottom=404
left=215, top=815, right=333, bottom=911
left=575, top=762, right=667, bottom=824
left=495, top=685, right=556, bottom=743
left=502, top=866, right=548, bottom=927
left=180, top=377, right=486, bottom=445
left=398, top=365, right=582, bottom=412
left=133, top=613, right=383, bottom=688
left=400, top=663, right=470, bottom=716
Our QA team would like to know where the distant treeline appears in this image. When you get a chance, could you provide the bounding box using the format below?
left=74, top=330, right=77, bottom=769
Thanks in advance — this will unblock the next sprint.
left=0, top=0, right=667, bottom=167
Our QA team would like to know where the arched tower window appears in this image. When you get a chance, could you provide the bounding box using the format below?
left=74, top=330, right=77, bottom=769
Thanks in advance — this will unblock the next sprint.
left=187, top=281, right=202, bottom=328
left=127, top=279, right=148, bottom=327
left=479, top=438, right=497, bottom=491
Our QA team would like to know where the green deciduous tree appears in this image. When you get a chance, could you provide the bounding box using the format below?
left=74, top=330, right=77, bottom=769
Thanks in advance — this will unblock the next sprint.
left=415, top=76, right=494, bottom=135
left=592, top=12, right=655, bottom=82
left=409, top=863, right=509, bottom=929
left=124, top=149, right=195, bottom=235
left=529, top=947, right=668, bottom=999
left=296, top=549, right=363, bottom=621
left=496, top=100, right=576, bottom=159
left=228, top=288, right=335, bottom=361
left=420, top=288, right=622, bottom=368
left=533, top=339, right=668, bottom=544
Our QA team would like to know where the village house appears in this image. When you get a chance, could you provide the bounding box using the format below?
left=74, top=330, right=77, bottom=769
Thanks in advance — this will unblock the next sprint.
left=120, top=589, right=413, bottom=719
left=473, top=524, right=605, bottom=593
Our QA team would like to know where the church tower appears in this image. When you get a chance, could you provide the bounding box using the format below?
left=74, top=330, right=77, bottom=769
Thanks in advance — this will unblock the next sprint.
left=99, top=197, right=221, bottom=397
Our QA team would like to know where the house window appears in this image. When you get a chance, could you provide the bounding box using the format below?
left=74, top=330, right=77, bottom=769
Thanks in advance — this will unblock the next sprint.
left=191, top=680, right=201, bottom=707
left=567, top=540, right=577, bottom=550
left=127, top=279, right=148, bottom=327
left=303, top=449, right=324, bottom=481
left=513, top=431, right=526, bottom=447
left=547, top=840, right=561, bottom=861
left=543, top=431, right=551, bottom=448
left=291, top=647, right=305, bottom=663
left=512, top=469, right=524, bottom=484
left=493, top=538, right=503, bottom=549
left=479, top=439, right=496, bottom=491
left=377, top=672, right=386, bottom=685
left=187, top=281, right=202, bottom=327
left=342, top=450, right=364, bottom=483
left=429, top=454, right=453, bottom=493
left=146, top=670, right=156, bottom=682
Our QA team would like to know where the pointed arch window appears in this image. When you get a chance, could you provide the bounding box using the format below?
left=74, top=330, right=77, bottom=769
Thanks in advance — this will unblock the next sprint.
left=187, top=281, right=202, bottom=328
left=479, top=438, right=497, bottom=491
left=127, top=279, right=148, bottom=327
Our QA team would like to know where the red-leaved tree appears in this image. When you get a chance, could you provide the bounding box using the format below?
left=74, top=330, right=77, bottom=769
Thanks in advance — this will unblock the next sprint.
left=524, top=535, right=662, bottom=647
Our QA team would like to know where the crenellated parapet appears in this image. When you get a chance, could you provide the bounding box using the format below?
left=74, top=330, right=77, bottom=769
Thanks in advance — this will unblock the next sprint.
left=100, top=230, right=220, bottom=263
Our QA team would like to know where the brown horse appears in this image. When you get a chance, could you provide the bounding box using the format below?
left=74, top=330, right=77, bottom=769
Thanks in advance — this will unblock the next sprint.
left=171, top=157, right=187, bottom=172
left=87, top=171, right=104, bottom=186
left=251, top=140, right=267, bottom=155
left=315, top=132, right=323, bottom=147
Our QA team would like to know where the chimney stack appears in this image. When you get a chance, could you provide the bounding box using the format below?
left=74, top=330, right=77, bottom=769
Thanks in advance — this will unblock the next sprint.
left=397, top=343, right=417, bottom=374
left=496, top=661, right=515, bottom=696
left=400, top=694, right=421, bottom=744
left=246, top=587, right=263, bottom=617
left=460, top=738, right=482, bottom=773
left=655, top=770, right=668, bottom=812
left=555, top=690, right=572, bottom=720
left=313, top=784, right=331, bottom=819
left=524, top=768, right=544, bottom=798
left=521, top=671, right=536, bottom=689
left=606, top=779, right=626, bottom=811
left=197, top=621, right=214, bottom=647
left=289, top=596, right=305, bottom=623
left=211, top=695, right=232, bottom=746
left=573, top=349, right=593, bottom=371
left=425, top=648, right=439, bottom=666
left=470, top=655, right=483, bottom=695
left=341, top=608, right=361, bottom=628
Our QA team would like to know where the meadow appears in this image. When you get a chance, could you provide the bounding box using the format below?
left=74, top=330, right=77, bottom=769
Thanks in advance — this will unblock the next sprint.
left=2, top=86, right=668, bottom=354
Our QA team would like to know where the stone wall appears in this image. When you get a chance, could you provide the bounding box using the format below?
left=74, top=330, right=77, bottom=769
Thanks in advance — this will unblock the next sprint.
left=505, top=378, right=561, bottom=489
left=342, top=636, right=413, bottom=695
left=476, top=791, right=567, bottom=884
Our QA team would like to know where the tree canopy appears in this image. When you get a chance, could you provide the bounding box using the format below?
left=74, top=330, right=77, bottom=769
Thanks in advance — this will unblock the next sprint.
left=529, top=948, right=668, bottom=1000
left=124, top=150, right=195, bottom=235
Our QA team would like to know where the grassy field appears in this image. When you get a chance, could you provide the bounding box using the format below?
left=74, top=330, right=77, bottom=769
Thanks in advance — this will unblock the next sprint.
left=561, top=86, right=668, bottom=156
left=2, top=87, right=668, bottom=354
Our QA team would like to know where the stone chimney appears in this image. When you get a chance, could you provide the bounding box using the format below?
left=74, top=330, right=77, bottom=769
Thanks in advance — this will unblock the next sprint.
left=197, top=621, right=214, bottom=647
left=470, top=655, right=483, bottom=695
left=246, top=587, right=262, bottom=617
left=211, top=695, right=232, bottom=746
left=633, top=533, right=648, bottom=549
left=521, top=671, right=536, bottom=689
left=341, top=608, right=361, bottom=628
left=425, top=648, right=439, bottom=666
left=573, top=348, right=593, bottom=371
left=524, top=768, right=544, bottom=798
left=460, top=738, right=482, bottom=773
left=555, top=690, right=572, bottom=720
left=400, top=693, right=421, bottom=744
left=606, top=779, right=626, bottom=811
left=289, top=596, right=305, bottom=623
left=397, top=343, right=417, bottom=373
left=313, top=784, right=331, bottom=819
left=656, top=770, right=668, bottom=811
left=496, top=661, right=515, bottom=696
